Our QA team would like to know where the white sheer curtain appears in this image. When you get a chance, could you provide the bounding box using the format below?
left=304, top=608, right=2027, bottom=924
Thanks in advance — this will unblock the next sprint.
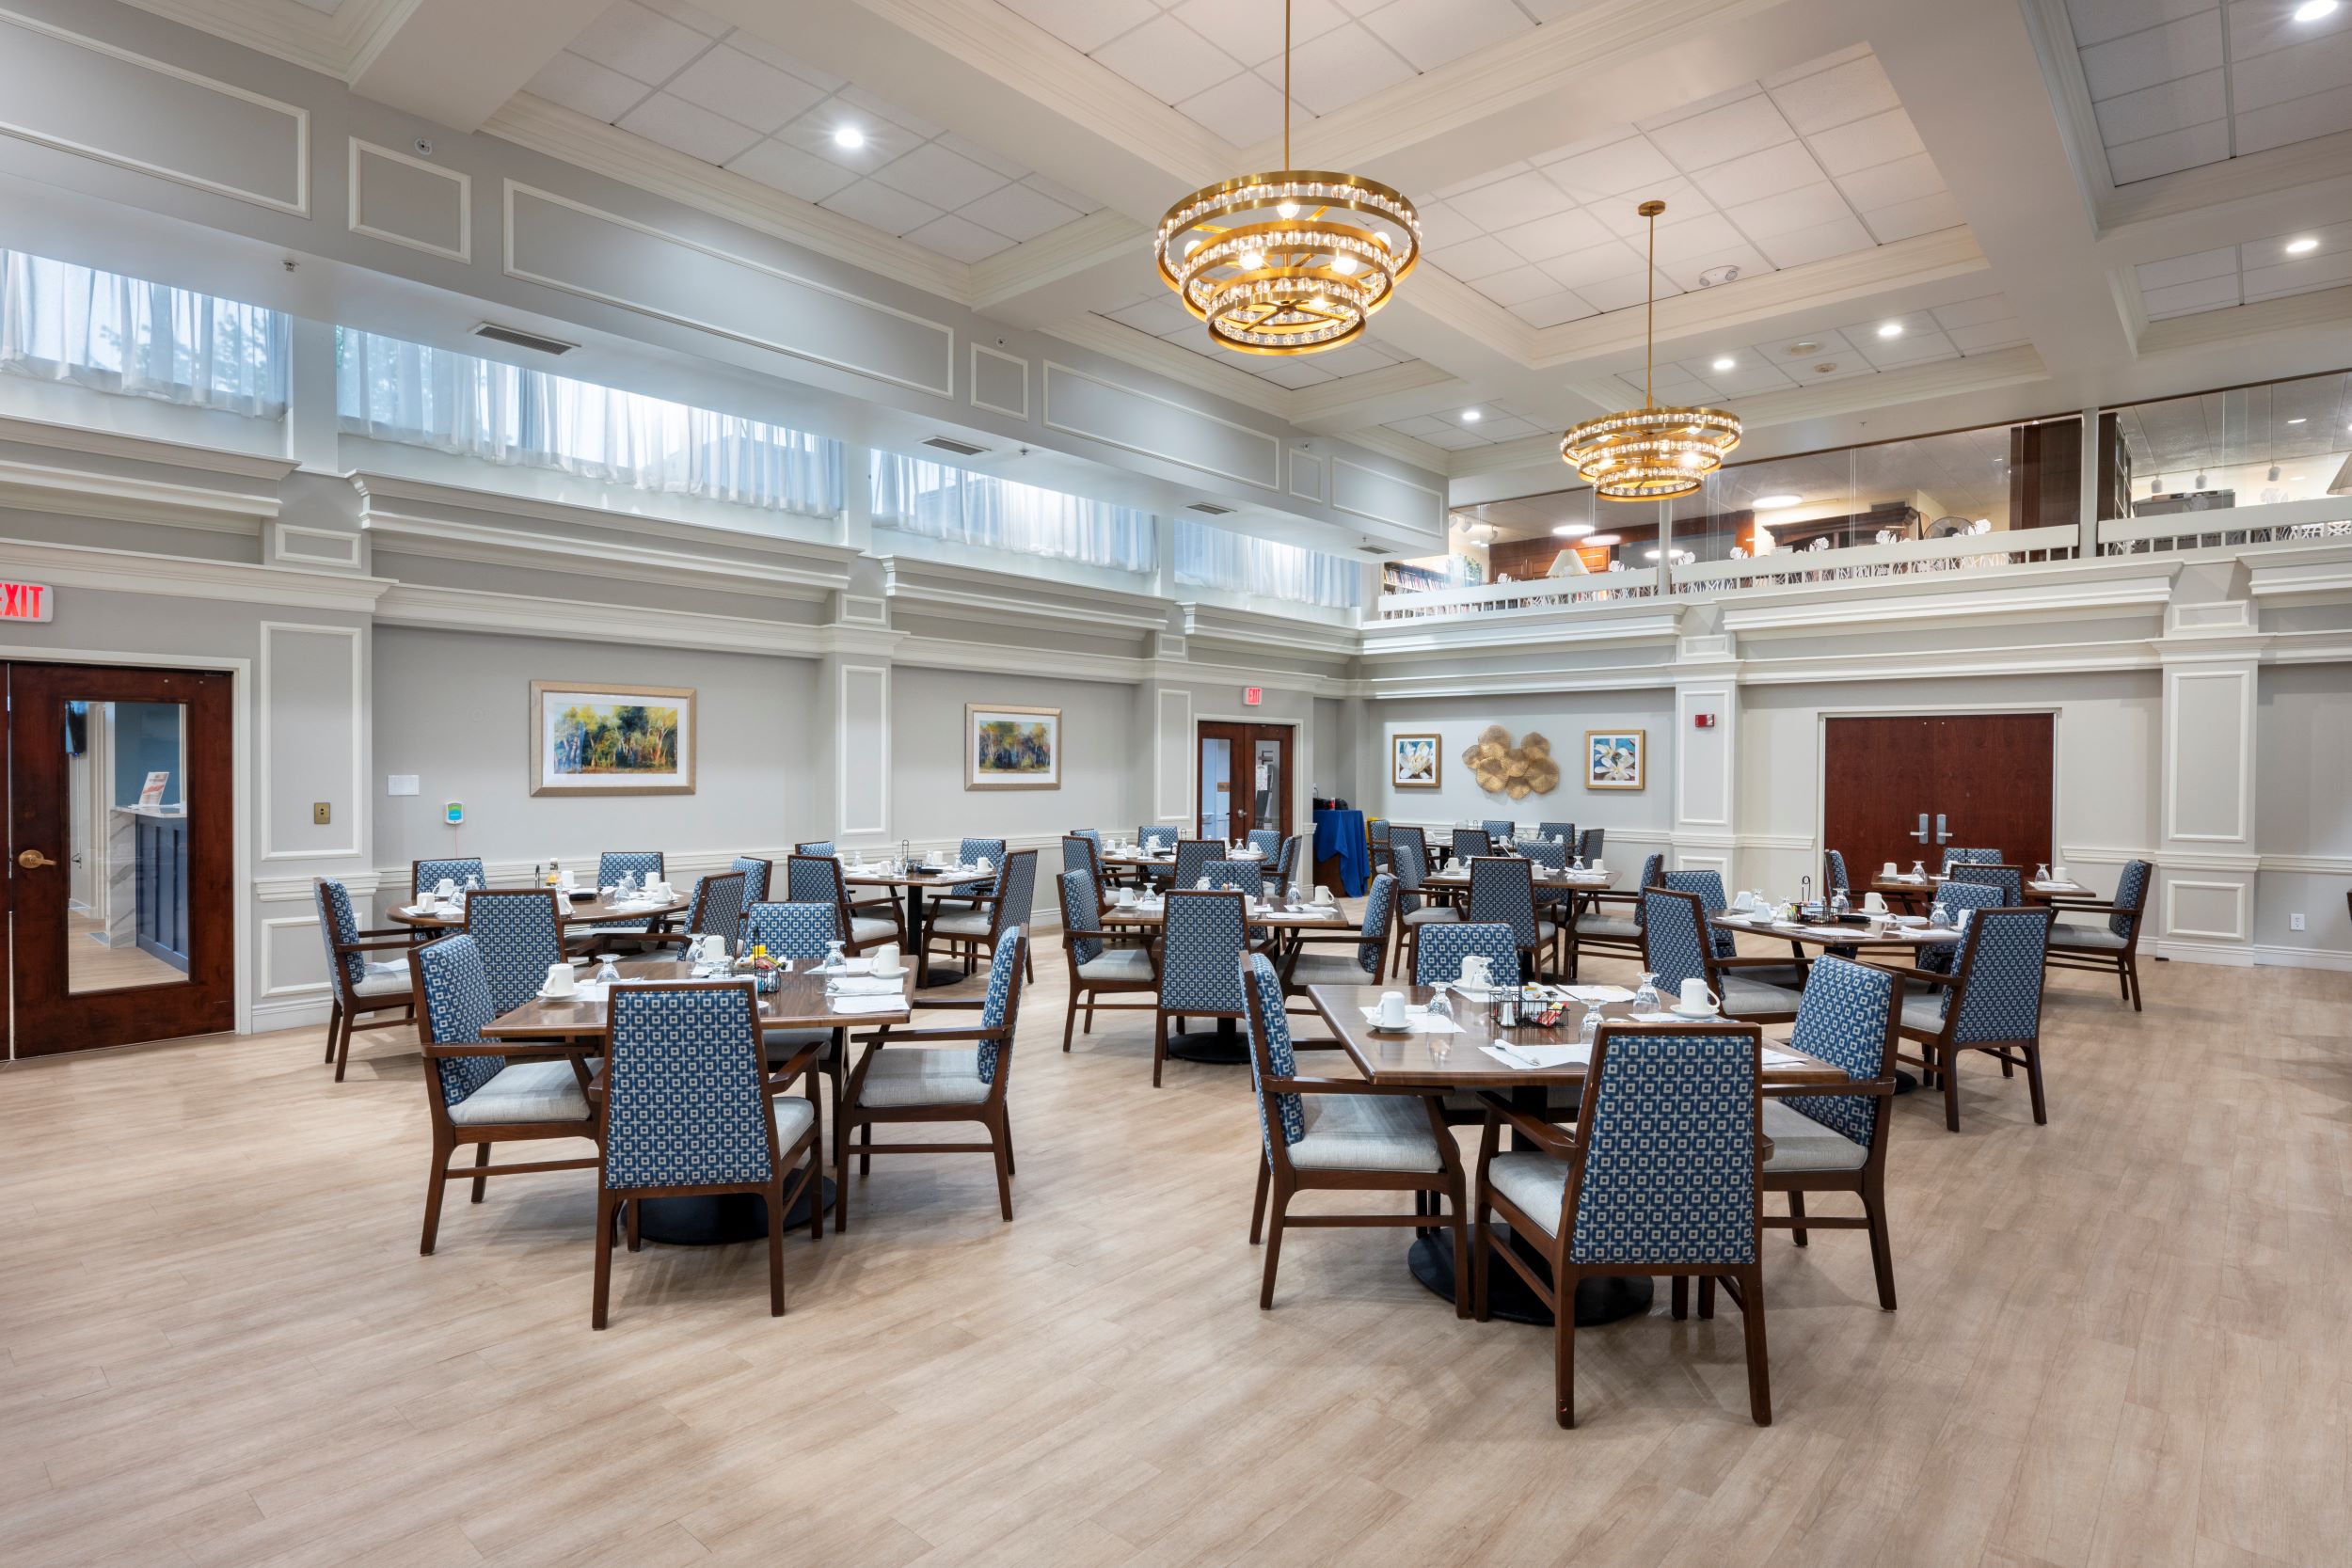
left=0, top=250, right=289, bottom=418
left=336, top=329, right=843, bottom=516
left=869, top=452, right=1157, bottom=573
left=1173, top=518, right=1363, bottom=609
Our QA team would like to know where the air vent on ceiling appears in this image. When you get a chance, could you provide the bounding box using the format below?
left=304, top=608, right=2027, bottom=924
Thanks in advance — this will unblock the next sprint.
left=921, top=436, right=991, bottom=457
left=1356, top=544, right=1389, bottom=555
left=1186, top=501, right=1236, bottom=515
left=471, top=323, right=578, bottom=356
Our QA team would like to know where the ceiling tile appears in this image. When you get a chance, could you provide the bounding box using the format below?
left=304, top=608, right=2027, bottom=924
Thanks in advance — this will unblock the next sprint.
left=997, top=0, right=1163, bottom=55
left=1246, top=356, right=1339, bottom=388
left=1175, top=70, right=1290, bottom=144
left=1637, top=80, right=1765, bottom=132
left=2078, top=9, right=2222, bottom=101
left=1539, top=136, right=1680, bottom=202
left=1170, top=0, right=1349, bottom=67
left=637, top=0, right=730, bottom=35
left=2065, top=0, right=2211, bottom=51
left=1472, top=264, right=1562, bottom=307
left=1388, top=414, right=1449, bottom=437
left=1855, top=328, right=1960, bottom=369
left=2090, top=70, right=2226, bottom=149
left=1931, top=294, right=2020, bottom=329
left=2233, top=27, right=2352, bottom=111
left=1650, top=211, right=1749, bottom=261
left=1419, top=425, right=1490, bottom=451
left=664, top=45, right=831, bottom=135
left=568, top=2, right=711, bottom=86
left=1643, top=92, right=1797, bottom=171
left=870, top=141, right=1013, bottom=209
left=1092, top=14, right=1243, bottom=104
left=1805, top=107, right=1929, bottom=177
left=725, top=138, right=859, bottom=203
left=1576, top=268, right=1678, bottom=312
left=2242, top=247, right=2352, bottom=301
left=2233, top=80, right=2352, bottom=156
left=1688, top=139, right=1825, bottom=206
left=1491, top=207, right=1613, bottom=263
left=1428, top=235, right=1525, bottom=280
left=1509, top=290, right=1598, bottom=327
left=1307, top=341, right=1404, bottom=376
left=1947, top=318, right=2030, bottom=353
left=1660, top=244, right=1772, bottom=292
left=1257, top=23, right=1415, bottom=115
left=725, top=32, right=846, bottom=90
left=1447, top=170, right=1577, bottom=230
left=1595, top=178, right=1711, bottom=234
left=1412, top=200, right=1485, bottom=250
left=774, top=102, right=924, bottom=172
left=902, top=214, right=1017, bottom=262
left=819, top=181, right=946, bottom=236
left=2139, top=273, right=2242, bottom=319
left=1752, top=214, right=1875, bottom=267
left=2133, top=245, right=2237, bottom=291
left=1109, top=294, right=1198, bottom=337
left=527, top=51, right=648, bottom=122
left=1021, top=172, right=1098, bottom=211
left=1766, top=52, right=1900, bottom=135
left=1478, top=414, right=1544, bottom=439
left=616, top=94, right=763, bottom=165
left=937, top=132, right=1028, bottom=182
left=1833, top=152, right=1945, bottom=211
left=1432, top=160, right=1532, bottom=200
left=1859, top=189, right=1963, bottom=242
left=2228, top=0, right=2349, bottom=60
left=2104, top=117, right=2231, bottom=182
left=839, top=85, right=946, bottom=140
left=956, top=181, right=1084, bottom=242
left=1721, top=181, right=1853, bottom=240
left=1538, top=238, right=1647, bottom=288
left=1360, top=0, right=1532, bottom=71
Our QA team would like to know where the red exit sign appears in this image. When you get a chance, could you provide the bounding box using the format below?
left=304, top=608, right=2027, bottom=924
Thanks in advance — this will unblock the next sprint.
left=1242, top=686, right=1263, bottom=705
left=0, top=581, right=53, bottom=622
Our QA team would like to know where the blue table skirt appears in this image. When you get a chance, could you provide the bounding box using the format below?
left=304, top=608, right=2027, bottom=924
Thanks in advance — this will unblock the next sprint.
left=1312, top=808, right=1370, bottom=896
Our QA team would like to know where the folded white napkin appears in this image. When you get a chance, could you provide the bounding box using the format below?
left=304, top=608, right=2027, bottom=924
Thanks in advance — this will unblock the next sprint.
left=1562, top=985, right=1634, bottom=1003
left=1359, top=1006, right=1461, bottom=1035
left=1483, top=1041, right=1589, bottom=1069
left=1761, top=1046, right=1809, bottom=1067
left=827, top=975, right=902, bottom=996
left=827, top=993, right=906, bottom=1015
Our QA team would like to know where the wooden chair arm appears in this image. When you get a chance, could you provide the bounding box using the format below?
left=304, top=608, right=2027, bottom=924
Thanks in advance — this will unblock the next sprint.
left=2045, top=899, right=2119, bottom=912
left=1710, top=954, right=1809, bottom=972
left=336, top=936, right=418, bottom=955
left=422, top=1039, right=535, bottom=1057
left=1263, top=1075, right=1442, bottom=1098
left=763, top=1043, right=823, bottom=1091
left=1862, top=961, right=1952, bottom=985
left=849, top=1023, right=1006, bottom=1046
left=1474, top=1095, right=1580, bottom=1156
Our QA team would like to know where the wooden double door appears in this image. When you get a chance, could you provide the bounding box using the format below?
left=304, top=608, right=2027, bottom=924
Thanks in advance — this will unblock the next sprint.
left=1196, top=721, right=1294, bottom=845
left=1822, top=713, right=2055, bottom=882
left=4, top=662, right=236, bottom=1058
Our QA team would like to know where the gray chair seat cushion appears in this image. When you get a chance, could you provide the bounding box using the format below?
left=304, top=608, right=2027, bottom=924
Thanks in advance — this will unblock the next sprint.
left=447, top=1060, right=590, bottom=1126
left=1738, top=964, right=1810, bottom=990
left=856, top=1047, right=991, bottom=1108
left=1569, top=914, right=1640, bottom=942
left=771, top=1096, right=818, bottom=1147
left=1287, top=1093, right=1443, bottom=1173
left=1286, top=952, right=1375, bottom=987
left=1723, top=976, right=1805, bottom=1017
left=928, top=910, right=993, bottom=939
left=1485, top=1150, right=1569, bottom=1234
left=2049, top=920, right=2127, bottom=951
left=1761, top=1099, right=1867, bottom=1172
left=1402, top=906, right=1460, bottom=927
left=1075, top=948, right=1155, bottom=984
left=764, top=1026, right=837, bottom=1066
left=1899, top=994, right=1951, bottom=1034
left=850, top=916, right=899, bottom=945
left=353, top=966, right=411, bottom=999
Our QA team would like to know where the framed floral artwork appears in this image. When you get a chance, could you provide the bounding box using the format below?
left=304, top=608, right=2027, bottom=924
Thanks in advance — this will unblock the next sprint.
left=1391, top=733, right=1441, bottom=789
left=967, top=704, right=1059, bottom=790
left=531, top=682, right=694, bottom=796
left=1584, top=729, right=1645, bottom=790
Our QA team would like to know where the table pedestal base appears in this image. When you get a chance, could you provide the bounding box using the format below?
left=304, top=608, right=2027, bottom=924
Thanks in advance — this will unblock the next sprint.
left=1407, top=1229, right=1654, bottom=1326
left=1167, top=1018, right=1248, bottom=1065
left=633, top=1177, right=835, bottom=1247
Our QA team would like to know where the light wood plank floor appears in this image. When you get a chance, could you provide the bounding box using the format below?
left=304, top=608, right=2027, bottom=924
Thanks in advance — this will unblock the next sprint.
left=1, top=934, right=2345, bottom=1568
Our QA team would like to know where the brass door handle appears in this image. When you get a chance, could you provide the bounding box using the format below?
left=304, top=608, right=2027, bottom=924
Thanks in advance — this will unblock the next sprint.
left=17, top=849, right=56, bottom=868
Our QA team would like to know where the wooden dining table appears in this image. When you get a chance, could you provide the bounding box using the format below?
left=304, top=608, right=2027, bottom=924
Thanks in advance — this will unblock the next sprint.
left=1866, top=875, right=2092, bottom=911
left=483, top=958, right=914, bottom=1243
left=1104, top=898, right=1355, bottom=1064
left=1710, top=911, right=1963, bottom=952
left=842, top=863, right=991, bottom=985
left=1306, top=981, right=1848, bottom=1327
left=386, top=887, right=693, bottom=931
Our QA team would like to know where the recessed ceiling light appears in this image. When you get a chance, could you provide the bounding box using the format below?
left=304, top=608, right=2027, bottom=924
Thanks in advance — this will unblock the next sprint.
left=2288, top=416, right=2308, bottom=424
left=1876, top=321, right=1903, bottom=339
left=1583, top=533, right=1621, bottom=546
left=1643, top=548, right=1662, bottom=561
left=2285, top=236, right=2320, bottom=255
left=1551, top=522, right=1594, bottom=537
left=1784, top=340, right=1820, bottom=355
left=1460, top=408, right=1482, bottom=422
left=1711, top=356, right=1736, bottom=371
left=2292, top=0, right=2336, bottom=23
left=1753, top=493, right=1803, bottom=509
left=833, top=125, right=866, bottom=150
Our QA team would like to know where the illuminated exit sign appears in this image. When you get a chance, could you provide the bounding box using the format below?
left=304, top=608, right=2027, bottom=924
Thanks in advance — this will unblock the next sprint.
left=0, top=581, right=53, bottom=622
left=1242, top=686, right=1263, bottom=705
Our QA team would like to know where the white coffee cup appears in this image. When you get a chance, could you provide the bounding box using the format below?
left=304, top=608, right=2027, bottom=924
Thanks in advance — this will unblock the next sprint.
left=1732, top=890, right=1756, bottom=911
left=1588, top=859, right=1606, bottom=874
left=977, top=856, right=993, bottom=872
left=543, top=960, right=577, bottom=998
left=872, top=942, right=903, bottom=974
left=700, top=934, right=729, bottom=963
left=1196, top=877, right=1213, bottom=891
left=437, top=878, right=457, bottom=899
left=1677, top=977, right=1720, bottom=1015
left=1459, top=954, right=1490, bottom=989
left=1881, top=861, right=1899, bottom=877
left=1313, top=885, right=1335, bottom=904
left=1863, top=891, right=1888, bottom=913
left=1115, top=887, right=1136, bottom=907
left=2052, top=863, right=2069, bottom=883
left=1376, top=990, right=1407, bottom=1028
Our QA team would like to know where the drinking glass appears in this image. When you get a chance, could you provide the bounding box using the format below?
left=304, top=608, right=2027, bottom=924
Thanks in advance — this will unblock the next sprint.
left=1930, top=898, right=1952, bottom=928
left=2035, top=863, right=2052, bottom=883
left=593, top=956, right=621, bottom=987
left=821, top=939, right=847, bottom=974
left=1910, top=860, right=1926, bottom=879
left=1579, top=1002, right=1603, bottom=1047
left=1632, top=972, right=1662, bottom=1012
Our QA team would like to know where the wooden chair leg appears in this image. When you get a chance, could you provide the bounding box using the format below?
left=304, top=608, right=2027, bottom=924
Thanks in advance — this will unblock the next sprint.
left=1152, top=1011, right=1169, bottom=1087
left=1258, top=1180, right=1288, bottom=1309
left=419, top=1134, right=453, bottom=1256
left=1942, top=1044, right=1963, bottom=1132
left=1249, top=1156, right=1270, bottom=1243
left=1671, top=1275, right=1689, bottom=1319
left=1699, top=1275, right=1717, bottom=1319
left=592, top=1192, right=616, bottom=1329
left=990, top=1111, right=1014, bottom=1222
left=1446, top=1176, right=1470, bottom=1320
left=1864, top=1178, right=1897, bottom=1310
left=1002, top=1119, right=1015, bottom=1176
left=332, top=1007, right=355, bottom=1083
left=1471, top=1199, right=1494, bottom=1323
left=469, top=1142, right=491, bottom=1204
left=2025, top=1042, right=2048, bottom=1125
left=1085, top=995, right=1097, bottom=1035
left=1063, top=988, right=1079, bottom=1052
left=1553, top=1291, right=1579, bottom=1429
left=324, top=1001, right=342, bottom=1064
left=1740, top=1266, right=1772, bottom=1426
left=1788, top=1191, right=1809, bottom=1246
left=2127, top=956, right=2142, bottom=1012
left=834, top=1123, right=854, bottom=1237
left=767, top=1174, right=787, bottom=1317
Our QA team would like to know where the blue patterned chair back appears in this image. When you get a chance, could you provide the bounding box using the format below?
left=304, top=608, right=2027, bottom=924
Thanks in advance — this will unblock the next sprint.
left=1578, top=828, right=1604, bottom=863
left=796, top=840, right=836, bottom=858
left=414, top=857, right=485, bottom=896
left=729, top=857, right=771, bottom=907
left=1664, top=869, right=1736, bottom=958
left=1415, top=922, right=1519, bottom=987
left=987, top=850, right=1038, bottom=942
left=1633, top=852, right=1665, bottom=928
left=1538, top=821, right=1577, bottom=845
left=1823, top=849, right=1850, bottom=894
left=590, top=850, right=667, bottom=931
left=1057, top=870, right=1104, bottom=965
left=744, top=901, right=838, bottom=960
left=1073, top=828, right=1102, bottom=845
left=1240, top=953, right=1304, bottom=1164
left=1518, top=838, right=1570, bottom=906
left=1640, top=888, right=1712, bottom=990
left=1159, top=891, right=1248, bottom=1013
left=1480, top=818, right=1514, bottom=842
left=602, top=984, right=771, bottom=1191
left=1453, top=828, right=1492, bottom=858
left=1942, top=847, right=1998, bottom=870
left=1780, top=957, right=1894, bottom=1149
left=1061, top=834, right=1099, bottom=881
left=463, top=890, right=565, bottom=1014
left=1947, top=908, right=2053, bottom=1044
left=786, top=853, right=847, bottom=907
left=977, top=929, right=1023, bottom=1083
left=1356, top=874, right=1398, bottom=976
left=949, top=837, right=1006, bottom=897
left=1569, top=1028, right=1757, bottom=1266
left=414, top=935, right=504, bottom=1109
left=1947, top=862, right=2022, bottom=904
left=312, top=879, right=366, bottom=991
left=1246, top=829, right=1282, bottom=862
left=1919, top=879, right=2005, bottom=975
left=685, top=872, right=748, bottom=944
left=1276, top=832, right=1306, bottom=888
left=1389, top=831, right=1428, bottom=891
left=1467, top=856, right=1539, bottom=951
left=1138, top=826, right=1177, bottom=854
left=1203, top=859, right=1260, bottom=896
left=1368, top=819, right=1391, bottom=846
left=1173, top=839, right=1219, bottom=888
left=2110, top=859, right=2152, bottom=940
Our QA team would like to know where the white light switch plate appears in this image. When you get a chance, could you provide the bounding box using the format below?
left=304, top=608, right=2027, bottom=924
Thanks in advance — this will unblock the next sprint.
left=387, top=774, right=420, bottom=797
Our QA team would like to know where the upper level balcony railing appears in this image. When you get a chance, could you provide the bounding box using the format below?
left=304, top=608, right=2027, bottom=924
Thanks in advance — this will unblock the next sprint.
left=2094, top=495, right=2352, bottom=557
left=1372, top=566, right=1661, bottom=620
left=1669, top=524, right=2081, bottom=594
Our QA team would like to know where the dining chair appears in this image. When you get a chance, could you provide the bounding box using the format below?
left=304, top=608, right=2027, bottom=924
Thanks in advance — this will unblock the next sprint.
left=942, top=835, right=1007, bottom=903
left=659, top=871, right=748, bottom=957
left=1203, top=858, right=1278, bottom=950
left=803, top=841, right=904, bottom=927
left=1271, top=832, right=1307, bottom=898
left=1172, top=838, right=1219, bottom=890
left=1537, top=820, right=1577, bottom=846
left=837, top=928, right=1026, bottom=1229
left=744, top=900, right=853, bottom=1143
left=1152, top=890, right=1249, bottom=1087
left=578, top=850, right=669, bottom=948
left=1473, top=1022, right=1771, bottom=1428
left=1453, top=827, right=1493, bottom=859
left=1137, top=826, right=1178, bottom=854
left=787, top=854, right=898, bottom=956
left=592, top=981, right=824, bottom=1328
left=1467, top=855, right=1542, bottom=983
left=1060, top=832, right=1105, bottom=897
left=794, top=841, right=835, bottom=856
left=1915, top=880, right=2004, bottom=978
left=408, top=933, right=598, bottom=1256
left=1642, top=888, right=1803, bottom=1022
left=1761, top=957, right=1901, bottom=1309
left=1280, top=872, right=1397, bottom=997
left=312, top=878, right=416, bottom=1081
left=1367, top=817, right=1391, bottom=874
left=1239, top=952, right=1469, bottom=1314
left=1057, top=868, right=1157, bottom=1051
left=412, top=857, right=486, bottom=899
left=1941, top=847, right=1999, bottom=871
left=1518, top=838, right=1573, bottom=973
left=923, top=848, right=1037, bottom=984
left=729, top=857, right=772, bottom=938
left=2043, top=859, right=2152, bottom=1010
left=1390, top=829, right=1458, bottom=981
left=1822, top=849, right=1851, bottom=897
left=1669, top=867, right=1807, bottom=988
left=1946, top=862, right=2024, bottom=904
left=1877, top=905, right=2056, bottom=1132
left=1562, top=851, right=1662, bottom=978
left=1577, top=828, right=1605, bottom=864
left=461, top=889, right=568, bottom=1014
left=1412, top=922, right=1520, bottom=987
left=1480, top=818, right=1515, bottom=842
left=1246, top=828, right=1282, bottom=863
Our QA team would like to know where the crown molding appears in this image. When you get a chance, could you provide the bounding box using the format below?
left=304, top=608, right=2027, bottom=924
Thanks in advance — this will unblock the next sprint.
left=0, top=457, right=277, bottom=532
left=0, top=413, right=296, bottom=482
left=2137, top=285, right=2352, bottom=357
left=1047, top=314, right=1295, bottom=420
left=0, top=531, right=391, bottom=612
left=118, top=0, right=410, bottom=77
left=966, top=210, right=1146, bottom=311
left=881, top=552, right=1169, bottom=631
left=1287, top=358, right=1469, bottom=425
left=374, top=578, right=892, bottom=657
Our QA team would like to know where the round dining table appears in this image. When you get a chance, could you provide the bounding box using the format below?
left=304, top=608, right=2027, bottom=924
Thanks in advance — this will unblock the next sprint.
left=386, top=886, right=693, bottom=930
left=1102, top=896, right=1356, bottom=1063
left=842, top=862, right=994, bottom=985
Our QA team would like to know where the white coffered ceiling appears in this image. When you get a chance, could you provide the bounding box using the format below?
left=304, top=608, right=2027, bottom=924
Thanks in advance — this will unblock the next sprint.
left=2134, top=218, right=2352, bottom=318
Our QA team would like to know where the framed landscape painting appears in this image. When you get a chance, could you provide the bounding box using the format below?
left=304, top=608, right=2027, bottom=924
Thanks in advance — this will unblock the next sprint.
left=1585, top=729, right=1645, bottom=790
left=967, top=704, right=1059, bottom=790
left=1391, top=733, right=1441, bottom=789
left=531, top=682, right=695, bottom=796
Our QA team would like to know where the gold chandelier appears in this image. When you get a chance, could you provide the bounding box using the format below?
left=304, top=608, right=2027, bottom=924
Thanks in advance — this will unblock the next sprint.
left=1561, top=199, right=1740, bottom=500
left=1153, top=1, right=1421, bottom=356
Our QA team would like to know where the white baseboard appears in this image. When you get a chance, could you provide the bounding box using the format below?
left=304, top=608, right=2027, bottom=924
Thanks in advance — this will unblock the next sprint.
left=2251, top=942, right=2352, bottom=972
left=2149, top=937, right=2352, bottom=971
left=251, top=993, right=336, bottom=1033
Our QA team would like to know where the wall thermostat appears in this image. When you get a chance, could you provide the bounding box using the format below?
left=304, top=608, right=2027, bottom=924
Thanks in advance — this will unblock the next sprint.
left=444, top=800, right=465, bottom=825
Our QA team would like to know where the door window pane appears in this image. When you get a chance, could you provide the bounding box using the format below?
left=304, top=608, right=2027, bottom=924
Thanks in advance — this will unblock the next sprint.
left=1200, top=736, right=1232, bottom=841
left=1252, top=737, right=1283, bottom=836
left=68, top=700, right=193, bottom=993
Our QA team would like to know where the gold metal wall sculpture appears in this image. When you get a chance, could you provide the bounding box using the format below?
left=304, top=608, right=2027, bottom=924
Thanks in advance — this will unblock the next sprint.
left=1461, top=726, right=1560, bottom=800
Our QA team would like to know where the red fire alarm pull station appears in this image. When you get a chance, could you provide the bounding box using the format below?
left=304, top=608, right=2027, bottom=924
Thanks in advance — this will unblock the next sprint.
left=1242, top=687, right=1263, bottom=706
left=1693, top=712, right=1717, bottom=728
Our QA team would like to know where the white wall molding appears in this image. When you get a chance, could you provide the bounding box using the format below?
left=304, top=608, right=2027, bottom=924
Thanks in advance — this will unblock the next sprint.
left=0, top=457, right=277, bottom=533
left=258, top=621, right=365, bottom=863
left=0, top=533, right=391, bottom=612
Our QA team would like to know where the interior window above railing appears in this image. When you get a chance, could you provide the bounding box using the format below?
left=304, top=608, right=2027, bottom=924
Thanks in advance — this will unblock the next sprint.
left=0, top=250, right=289, bottom=419
left=1174, top=518, right=1364, bottom=610
left=868, top=451, right=1156, bottom=573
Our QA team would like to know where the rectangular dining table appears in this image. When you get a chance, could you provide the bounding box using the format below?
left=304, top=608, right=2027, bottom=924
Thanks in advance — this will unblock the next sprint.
left=483, top=958, right=914, bottom=1243
left=388, top=887, right=692, bottom=931
left=1104, top=899, right=1355, bottom=1064
left=842, top=863, right=991, bottom=985
left=1305, top=981, right=1848, bottom=1327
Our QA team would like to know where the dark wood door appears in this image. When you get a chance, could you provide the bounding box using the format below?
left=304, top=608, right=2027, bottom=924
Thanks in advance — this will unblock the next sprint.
left=1822, top=713, right=2054, bottom=881
left=10, top=663, right=236, bottom=1055
left=1196, top=721, right=1294, bottom=844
